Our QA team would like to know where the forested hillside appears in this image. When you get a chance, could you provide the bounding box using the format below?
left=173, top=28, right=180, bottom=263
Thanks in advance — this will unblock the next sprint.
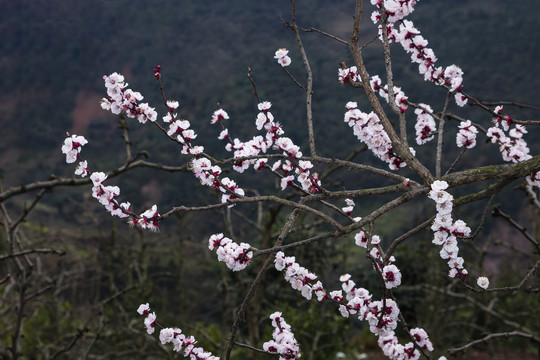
left=1, top=1, right=539, bottom=358
left=1, top=0, right=539, bottom=180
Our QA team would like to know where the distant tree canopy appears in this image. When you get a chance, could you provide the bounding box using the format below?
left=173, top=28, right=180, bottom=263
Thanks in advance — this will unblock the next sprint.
left=0, top=1, right=539, bottom=359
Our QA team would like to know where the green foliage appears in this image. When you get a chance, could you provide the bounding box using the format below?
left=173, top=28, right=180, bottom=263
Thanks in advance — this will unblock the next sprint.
left=276, top=300, right=353, bottom=360
left=22, top=300, right=83, bottom=356
left=1, top=0, right=539, bottom=358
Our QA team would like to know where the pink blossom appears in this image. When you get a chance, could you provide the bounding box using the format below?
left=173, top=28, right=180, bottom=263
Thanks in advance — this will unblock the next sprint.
left=382, top=264, right=402, bottom=289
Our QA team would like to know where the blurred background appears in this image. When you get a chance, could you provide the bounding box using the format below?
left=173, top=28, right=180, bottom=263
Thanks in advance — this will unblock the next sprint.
left=0, top=0, right=539, bottom=358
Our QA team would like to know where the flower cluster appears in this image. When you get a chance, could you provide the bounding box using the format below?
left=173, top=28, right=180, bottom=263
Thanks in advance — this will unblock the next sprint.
left=444, top=65, right=464, bottom=92
left=274, top=252, right=428, bottom=359
left=218, top=106, right=269, bottom=174
left=100, top=72, right=157, bottom=123
left=344, top=102, right=411, bottom=170
left=210, top=108, right=229, bottom=124
left=213, top=102, right=320, bottom=193
left=487, top=107, right=531, bottom=162
left=338, top=274, right=431, bottom=359
left=456, top=120, right=478, bottom=149
left=486, top=106, right=539, bottom=187
left=261, top=103, right=322, bottom=192
left=370, top=0, right=417, bottom=24
left=369, top=75, right=409, bottom=112
left=61, top=134, right=88, bottom=164
left=137, top=304, right=219, bottom=359
left=191, top=158, right=245, bottom=204
left=413, top=104, right=436, bottom=145
left=369, top=0, right=467, bottom=107
left=69, top=73, right=167, bottom=228
left=353, top=232, right=401, bottom=289
left=337, top=65, right=359, bottom=84
left=394, top=20, right=467, bottom=107
left=336, top=274, right=373, bottom=320
left=341, top=198, right=355, bottom=214
left=163, top=101, right=204, bottom=156
left=274, top=251, right=325, bottom=301
left=258, top=102, right=318, bottom=192
left=109, top=71, right=245, bottom=207
left=152, top=107, right=243, bottom=205
left=428, top=180, right=470, bottom=278
left=274, top=48, right=291, bottom=67
left=88, top=170, right=159, bottom=229
left=90, top=172, right=129, bottom=218
left=137, top=303, right=156, bottom=334
left=208, top=233, right=252, bottom=271
left=339, top=72, right=409, bottom=112
left=144, top=102, right=243, bottom=205
left=287, top=260, right=429, bottom=359
left=391, top=20, right=451, bottom=87
left=133, top=204, right=160, bottom=231
left=262, top=312, right=301, bottom=360
left=62, top=134, right=157, bottom=227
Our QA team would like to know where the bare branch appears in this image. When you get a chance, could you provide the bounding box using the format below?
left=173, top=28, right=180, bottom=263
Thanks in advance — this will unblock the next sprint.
left=0, top=159, right=188, bottom=203
left=229, top=340, right=267, bottom=354
left=160, top=195, right=344, bottom=231
left=436, top=93, right=452, bottom=177
left=51, top=328, right=89, bottom=360
left=299, top=26, right=349, bottom=45
left=525, top=183, right=540, bottom=209
left=492, top=204, right=540, bottom=252
left=0, top=248, right=66, bottom=261
left=9, top=189, right=48, bottom=242
left=224, top=207, right=302, bottom=360
left=427, top=284, right=537, bottom=334
left=288, top=0, right=317, bottom=157
left=448, top=331, right=540, bottom=354
left=479, top=100, right=540, bottom=112
left=118, top=115, right=133, bottom=160
left=384, top=216, right=434, bottom=263
left=349, top=0, right=433, bottom=184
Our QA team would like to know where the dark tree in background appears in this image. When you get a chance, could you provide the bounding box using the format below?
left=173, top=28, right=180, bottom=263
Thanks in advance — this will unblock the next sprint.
left=1, top=0, right=539, bottom=359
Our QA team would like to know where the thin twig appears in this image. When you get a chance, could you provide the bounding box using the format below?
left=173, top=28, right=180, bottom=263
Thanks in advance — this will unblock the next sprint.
left=492, top=204, right=540, bottom=252
left=118, top=115, right=132, bottom=160
left=256, top=186, right=428, bottom=257
left=51, top=328, right=89, bottom=359
left=247, top=67, right=261, bottom=103
left=8, top=189, right=49, bottom=247
left=448, top=331, right=540, bottom=354
left=525, top=183, right=540, bottom=209
left=384, top=216, right=434, bottom=263
left=299, top=26, right=349, bottom=45
left=288, top=0, right=316, bottom=157
left=160, top=194, right=343, bottom=230
left=425, top=284, right=537, bottom=334
left=444, top=148, right=467, bottom=176
left=281, top=66, right=308, bottom=91
left=0, top=248, right=66, bottom=261
left=224, top=207, right=302, bottom=360
left=436, top=93, right=451, bottom=178
left=230, top=340, right=267, bottom=354
left=0, top=159, right=188, bottom=203
left=480, top=100, right=540, bottom=112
